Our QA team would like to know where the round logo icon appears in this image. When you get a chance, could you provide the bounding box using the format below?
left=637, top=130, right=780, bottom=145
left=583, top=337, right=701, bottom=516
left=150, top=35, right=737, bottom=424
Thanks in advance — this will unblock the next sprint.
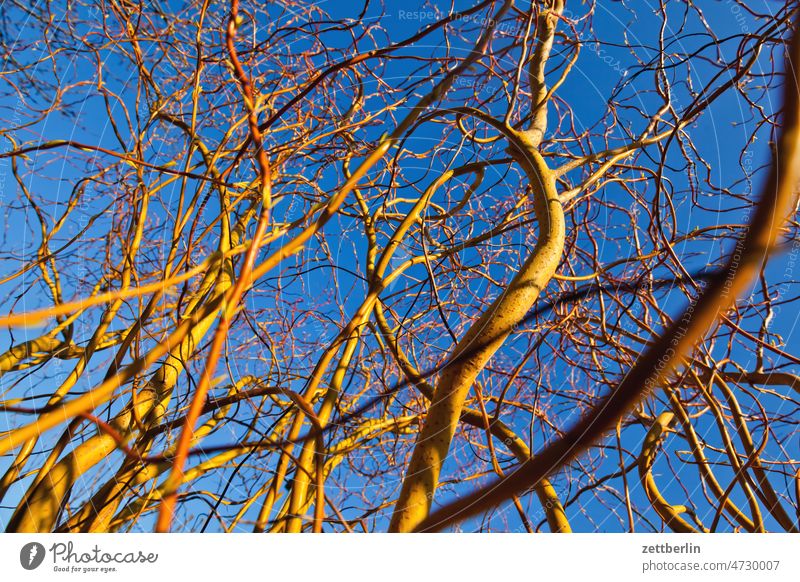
left=20, top=542, right=46, bottom=570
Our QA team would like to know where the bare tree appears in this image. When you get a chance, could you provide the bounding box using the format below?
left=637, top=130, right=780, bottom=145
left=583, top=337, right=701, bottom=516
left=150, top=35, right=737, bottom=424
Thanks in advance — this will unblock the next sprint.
left=0, top=0, right=798, bottom=533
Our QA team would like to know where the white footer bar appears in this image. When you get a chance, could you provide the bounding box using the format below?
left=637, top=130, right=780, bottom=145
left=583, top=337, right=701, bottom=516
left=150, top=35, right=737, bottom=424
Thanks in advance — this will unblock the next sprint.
left=1, top=533, right=797, bottom=581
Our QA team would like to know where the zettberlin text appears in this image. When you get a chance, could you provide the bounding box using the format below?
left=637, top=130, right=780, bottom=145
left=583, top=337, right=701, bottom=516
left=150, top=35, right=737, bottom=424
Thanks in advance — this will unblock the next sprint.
left=642, top=543, right=701, bottom=554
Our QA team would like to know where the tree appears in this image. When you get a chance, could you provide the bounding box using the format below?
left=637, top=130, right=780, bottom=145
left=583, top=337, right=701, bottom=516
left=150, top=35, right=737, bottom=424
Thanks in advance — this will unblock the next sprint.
left=0, top=0, right=798, bottom=533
